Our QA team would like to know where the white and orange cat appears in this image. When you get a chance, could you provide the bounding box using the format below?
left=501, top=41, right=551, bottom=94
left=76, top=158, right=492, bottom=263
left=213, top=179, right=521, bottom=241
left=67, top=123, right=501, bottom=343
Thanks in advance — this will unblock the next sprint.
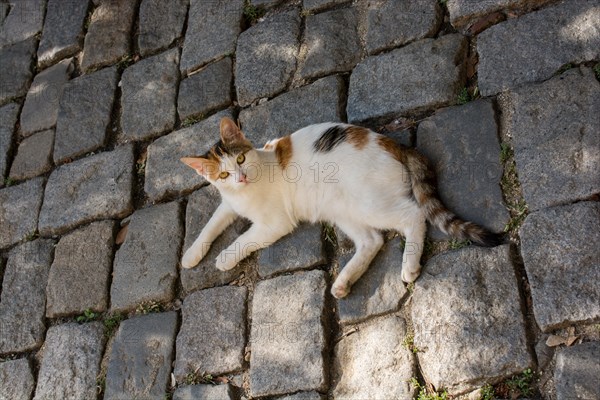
left=181, top=117, right=501, bottom=298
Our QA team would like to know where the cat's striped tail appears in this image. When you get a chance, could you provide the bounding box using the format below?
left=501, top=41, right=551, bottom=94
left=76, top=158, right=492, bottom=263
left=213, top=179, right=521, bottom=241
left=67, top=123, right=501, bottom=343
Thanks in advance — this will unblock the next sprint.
left=405, top=149, right=503, bottom=247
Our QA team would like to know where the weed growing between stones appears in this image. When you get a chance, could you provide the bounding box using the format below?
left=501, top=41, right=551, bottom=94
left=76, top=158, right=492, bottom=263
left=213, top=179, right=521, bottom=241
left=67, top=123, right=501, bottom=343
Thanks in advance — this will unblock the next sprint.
left=402, top=333, right=421, bottom=354
left=448, top=239, right=471, bottom=250
left=135, top=300, right=164, bottom=315
left=183, top=369, right=214, bottom=385
left=116, top=54, right=135, bottom=72
left=323, top=223, right=337, bottom=248
left=76, top=308, right=99, bottom=323
left=499, top=368, right=535, bottom=398
left=479, top=383, right=495, bottom=400
left=181, top=114, right=204, bottom=128
left=103, top=312, right=124, bottom=338
left=3, top=177, right=15, bottom=186
left=594, top=63, right=600, bottom=80
left=555, top=63, right=573, bottom=75
left=410, top=377, right=449, bottom=400
left=242, top=1, right=265, bottom=25
left=457, top=86, right=479, bottom=105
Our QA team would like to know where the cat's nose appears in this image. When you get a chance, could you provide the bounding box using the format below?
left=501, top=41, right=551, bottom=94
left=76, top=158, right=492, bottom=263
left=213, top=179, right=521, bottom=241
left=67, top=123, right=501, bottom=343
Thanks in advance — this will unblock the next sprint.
left=238, top=173, right=247, bottom=183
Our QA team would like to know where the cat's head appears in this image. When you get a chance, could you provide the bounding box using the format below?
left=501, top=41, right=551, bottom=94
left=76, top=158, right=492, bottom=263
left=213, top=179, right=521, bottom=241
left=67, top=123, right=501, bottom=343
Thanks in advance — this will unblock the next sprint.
left=181, top=117, right=256, bottom=192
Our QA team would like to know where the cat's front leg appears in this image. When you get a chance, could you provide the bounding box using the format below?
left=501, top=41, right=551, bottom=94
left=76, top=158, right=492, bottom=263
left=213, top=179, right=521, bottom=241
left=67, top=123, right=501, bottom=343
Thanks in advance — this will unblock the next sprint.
left=215, top=223, right=292, bottom=271
left=182, top=202, right=237, bottom=269
left=400, top=218, right=426, bottom=283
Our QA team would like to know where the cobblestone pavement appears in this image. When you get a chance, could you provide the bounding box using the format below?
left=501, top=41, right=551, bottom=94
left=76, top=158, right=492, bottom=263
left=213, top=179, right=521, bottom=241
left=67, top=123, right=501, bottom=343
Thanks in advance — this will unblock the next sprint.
left=0, top=0, right=599, bottom=399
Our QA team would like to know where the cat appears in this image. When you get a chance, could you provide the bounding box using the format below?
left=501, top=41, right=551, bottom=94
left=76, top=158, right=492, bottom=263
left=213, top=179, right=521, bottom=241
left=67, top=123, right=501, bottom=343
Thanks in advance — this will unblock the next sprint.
left=181, top=117, right=501, bottom=298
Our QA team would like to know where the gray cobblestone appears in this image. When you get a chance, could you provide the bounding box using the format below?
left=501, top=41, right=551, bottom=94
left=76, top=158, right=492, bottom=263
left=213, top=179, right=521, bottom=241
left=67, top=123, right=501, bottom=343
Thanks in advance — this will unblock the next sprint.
left=174, top=286, right=247, bottom=379
left=347, top=34, right=467, bottom=123
left=138, top=0, right=188, bottom=57
left=0, top=0, right=45, bottom=48
left=121, top=49, right=180, bottom=141
left=37, top=0, right=89, bottom=68
left=39, top=145, right=134, bottom=236
left=0, top=358, right=35, bottom=400
left=236, top=9, right=300, bottom=106
left=110, top=202, right=182, bottom=312
left=0, top=177, right=45, bottom=249
left=104, top=312, right=178, bottom=400
left=46, top=220, right=115, bottom=318
left=33, top=322, right=105, bottom=400
left=180, top=0, right=243, bottom=74
left=9, top=129, right=54, bottom=180
left=53, top=66, right=118, bottom=164
left=81, top=0, right=137, bottom=72
left=0, top=37, right=36, bottom=105
left=0, top=239, right=54, bottom=355
left=178, top=57, right=232, bottom=122
left=0, top=103, right=19, bottom=183
left=20, top=58, right=72, bottom=136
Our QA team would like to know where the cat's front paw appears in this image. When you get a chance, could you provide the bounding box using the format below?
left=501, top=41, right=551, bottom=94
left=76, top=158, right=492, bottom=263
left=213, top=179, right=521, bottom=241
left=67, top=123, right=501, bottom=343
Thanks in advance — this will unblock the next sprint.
left=181, top=249, right=201, bottom=269
left=215, top=253, right=238, bottom=271
left=401, top=266, right=421, bottom=283
left=331, top=280, right=351, bottom=299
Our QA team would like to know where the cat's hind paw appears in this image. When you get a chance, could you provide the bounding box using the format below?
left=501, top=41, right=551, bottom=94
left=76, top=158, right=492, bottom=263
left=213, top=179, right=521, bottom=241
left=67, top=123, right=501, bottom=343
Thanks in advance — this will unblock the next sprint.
left=401, top=266, right=421, bottom=283
left=331, top=281, right=351, bottom=299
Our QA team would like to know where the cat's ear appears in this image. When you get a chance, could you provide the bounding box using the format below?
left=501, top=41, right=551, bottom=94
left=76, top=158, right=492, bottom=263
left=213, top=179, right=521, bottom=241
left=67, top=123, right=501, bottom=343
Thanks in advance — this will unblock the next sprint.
left=180, top=157, right=218, bottom=178
left=220, top=117, right=245, bottom=144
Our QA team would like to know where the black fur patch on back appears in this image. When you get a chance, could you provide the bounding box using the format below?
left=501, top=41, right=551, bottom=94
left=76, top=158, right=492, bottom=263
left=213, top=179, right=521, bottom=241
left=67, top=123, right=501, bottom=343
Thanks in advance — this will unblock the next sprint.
left=313, top=125, right=349, bottom=152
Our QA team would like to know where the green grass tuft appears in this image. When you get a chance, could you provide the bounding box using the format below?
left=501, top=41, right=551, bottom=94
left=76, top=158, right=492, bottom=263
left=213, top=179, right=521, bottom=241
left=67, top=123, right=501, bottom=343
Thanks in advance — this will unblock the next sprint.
left=410, top=378, right=449, bottom=400
left=76, top=309, right=99, bottom=323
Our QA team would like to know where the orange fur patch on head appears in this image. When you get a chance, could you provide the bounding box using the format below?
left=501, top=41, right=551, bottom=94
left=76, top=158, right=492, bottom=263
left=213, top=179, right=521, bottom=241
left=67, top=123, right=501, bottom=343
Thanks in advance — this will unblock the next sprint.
left=346, top=126, right=369, bottom=150
left=275, top=135, right=293, bottom=169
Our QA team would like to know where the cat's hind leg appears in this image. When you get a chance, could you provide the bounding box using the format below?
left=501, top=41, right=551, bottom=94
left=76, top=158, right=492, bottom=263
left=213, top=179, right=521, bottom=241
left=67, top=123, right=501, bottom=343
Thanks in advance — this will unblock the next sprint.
left=332, top=224, right=383, bottom=299
left=182, top=202, right=237, bottom=269
left=399, top=213, right=426, bottom=283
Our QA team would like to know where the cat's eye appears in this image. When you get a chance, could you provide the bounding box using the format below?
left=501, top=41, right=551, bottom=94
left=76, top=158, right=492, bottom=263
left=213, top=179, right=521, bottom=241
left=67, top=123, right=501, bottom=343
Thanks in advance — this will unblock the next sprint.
left=236, top=154, right=246, bottom=164
left=219, top=171, right=230, bottom=179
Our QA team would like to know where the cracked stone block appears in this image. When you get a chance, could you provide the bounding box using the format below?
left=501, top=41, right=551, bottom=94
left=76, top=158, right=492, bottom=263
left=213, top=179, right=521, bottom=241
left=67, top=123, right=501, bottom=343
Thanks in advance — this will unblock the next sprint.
left=478, top=0, right=600, bottom=96
left=336, top=235, right=408, bottom=325
left=303, top=0, right=347, bottom=12
left=239, top=75, right=345, bottom=146
left=110, top=201, right=182, bottom=312
left=180, top=0, right=243, bottom=74
left=554, top=342, right=600, bottom=400
left=416, top=99, right=509, bottom=237
left=365, top=0, right=441, bottom=55
left=0, top=239, right=54, bottom=354
left=298, top=8, right=360, bottom=80
left=104, top=312, right=178, bottom=400
left=235, top=9, right=300, bottom=106
left=0, top=0, right=45, bottom=48
left=121, top=49, right=180, bottom=141
left=332, top=316, right=415, bottom=399
left=258, top=223, right=325, bottom=278
left=33, top=322, right=105, bottom=400
left=174, top=286, right=247, bottom=379
left=80, top=0, right=137, bottom=72
left=0, top=177, right=44, bottom=249
left=39, top=145, right=134, bottom=236
left=138, top=0, right=188, bottom=57
left=347, top=34, right=467, bottom=123
left=411, top=245, right=532, bottom=395
left=498, top=67, right=600, bottom=212
left=20, top=58, right=72, bottom=136
left=9, top=129, right=54, bottom=180
left=37, top=0, right=89, bottom=68
left=520, top=202, right=600, bottom=332
left=144, top=109, right=233, bottom=202
left=0, top=359, right=35, bottom=400
left=173, top=384, right=235, bottom=400
left=178, top=57, right=232, bottom=122
left=46, top=220, right=115, bottom=318
left=0, top=37, right=36, bottom=105
left=0, top=103, right=19, bottom=183
left=249, top=270, right=327, bottom=397
left=181, top=185, right=249, bottom=294
left=53, top=66, right=118, bottom=164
